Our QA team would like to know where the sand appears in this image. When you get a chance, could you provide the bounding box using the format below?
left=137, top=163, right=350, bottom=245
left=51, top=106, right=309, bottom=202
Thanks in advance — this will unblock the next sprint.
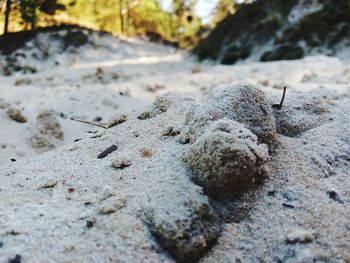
left=0, top=31, right=349, bottom=263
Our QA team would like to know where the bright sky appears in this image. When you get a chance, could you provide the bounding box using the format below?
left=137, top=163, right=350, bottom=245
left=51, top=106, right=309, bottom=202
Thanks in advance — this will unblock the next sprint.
left=159, top=0, right=246, bottom=23
left=159, top=0, right=219, bottom=23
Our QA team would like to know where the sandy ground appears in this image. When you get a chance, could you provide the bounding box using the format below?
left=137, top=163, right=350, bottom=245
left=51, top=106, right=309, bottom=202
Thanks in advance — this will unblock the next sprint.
left=0, top=32, right=349, bottom=262
left=0, top=32, right=350, bottom=166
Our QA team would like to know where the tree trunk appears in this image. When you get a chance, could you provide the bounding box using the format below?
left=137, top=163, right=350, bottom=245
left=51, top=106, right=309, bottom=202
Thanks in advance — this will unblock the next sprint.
left=119, top=0, right=124, bottom=33
left=4, top=0, right=12, bottom=35
left=125, top=0, right=130, bottom=34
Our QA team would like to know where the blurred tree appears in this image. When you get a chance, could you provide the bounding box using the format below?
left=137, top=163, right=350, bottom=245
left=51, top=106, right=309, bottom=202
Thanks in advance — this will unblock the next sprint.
left=4, top=0, right=12, bottom=34
left=1, top=0, right=226, bottom=47
left=170, top=0, right=201, bottom=46
left=119, top=0, right=124, bottom=33
left=212, top=0, right=235, bottom=24
left=40, top=0, right=65, bottom=15
left=19, top=0, right=37, bottom=29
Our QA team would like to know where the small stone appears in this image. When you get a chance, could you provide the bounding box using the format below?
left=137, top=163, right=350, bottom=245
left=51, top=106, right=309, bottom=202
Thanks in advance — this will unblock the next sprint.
left=107, top=114, right=128, bottom=128
left=146, top=84, right=165, bottom=92
left=86, top=218, right=96, bottom=229
left=152, top=95, right=174, bottom=113
left=282, top=203, right=295, bottom=209
left=14, top=77, right=32, bottom=86
left=137, top=111, right=154, bottom=120
left=112, top=159, right=132, bottom=169
left=97, top=145, right=118, bottom=159
left=99, top=197, right=126, bottom=214
left=161, top=126, right=181, bottom=137
left=327, top=190, right=344, bottom=204
left=267, top=190, right=276, bottom=196
left=7, top=108, right=27, bottom=123
left=8, top=254, right=21, bottom=263
left=94, top=116, right=102, bottom=122
left=137, top=94, right=179, bottom=120
left=285, top=229, right=313, bottom=244
left=37, top=179, right=58, bottom=189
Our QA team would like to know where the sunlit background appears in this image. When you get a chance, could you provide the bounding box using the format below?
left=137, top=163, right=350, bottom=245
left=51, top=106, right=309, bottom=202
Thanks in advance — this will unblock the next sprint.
left=0, top=0, right=248, bottom=47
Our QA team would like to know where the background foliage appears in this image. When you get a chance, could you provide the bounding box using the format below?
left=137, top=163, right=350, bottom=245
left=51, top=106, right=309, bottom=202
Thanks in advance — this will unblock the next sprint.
left=0, top=0, right=239, bottom=47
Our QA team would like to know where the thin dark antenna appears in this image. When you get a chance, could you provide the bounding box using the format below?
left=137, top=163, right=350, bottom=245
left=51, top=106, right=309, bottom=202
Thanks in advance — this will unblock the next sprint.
left=70, top=117, right=108, bottom=129
left=272, top=86, right=287, bottom=110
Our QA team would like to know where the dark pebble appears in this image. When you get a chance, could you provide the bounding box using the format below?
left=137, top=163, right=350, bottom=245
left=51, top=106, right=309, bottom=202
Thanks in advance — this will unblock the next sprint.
left=267, top=190, right=276, bottom=197
left=327, top=191, right=344, bottom=204
left=9, top=254, right=21, bottom=263
left=97, top=145, right=118, bottom=159
left=86, top=220, right=94, bottom=228
left=282, top=203, right=295, bottom=209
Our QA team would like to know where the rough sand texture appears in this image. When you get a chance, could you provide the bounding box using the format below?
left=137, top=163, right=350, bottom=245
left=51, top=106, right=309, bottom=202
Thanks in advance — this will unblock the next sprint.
left=0, top=31, right=349, bottom=262
left=1, top=85, right=349, bottom=262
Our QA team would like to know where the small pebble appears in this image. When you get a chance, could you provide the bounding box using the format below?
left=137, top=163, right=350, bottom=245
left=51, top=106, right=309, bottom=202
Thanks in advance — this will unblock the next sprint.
left=162, top=126, right=181, bottom=137
left=282, top=203, right=295, bottom=209
left=137, top=111, right=154, bottom=120
left=112, top=159, right=132, bottom=169
left=99, top=197, right=126, bottom=214
left=97, top=144, right=118, bottom=159
left=267, top=190, right=276, bottom=196
left=94, top=116, right=103, bottom=122
left=8, top=254, right=21, bottom=263
left=286, top=229, right=313, bottom=244
left=327, top=190, right=344, bottom=204
left=107, top=114, right=128, bottom=128
left=86, top=219, right=96, bottom=229
left=7, top=108, right=27, bottom=123
left=37, top=179, right=58, bottom=189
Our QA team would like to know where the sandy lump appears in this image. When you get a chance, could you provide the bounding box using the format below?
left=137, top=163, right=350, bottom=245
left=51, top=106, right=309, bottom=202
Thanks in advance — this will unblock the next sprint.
left=0, top=97, right=27, bottom=123
left=184, top=119, right=270, bottom=200
left=179, top=84, right=277, bottom=150
left=31, top=110, right=64, bottom=152
left=137, top=93, right=184, bottom=120
left=142, top=185, right=220, bottom=263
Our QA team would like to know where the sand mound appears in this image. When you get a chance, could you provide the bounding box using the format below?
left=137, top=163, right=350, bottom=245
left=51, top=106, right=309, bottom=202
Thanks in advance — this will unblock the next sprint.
left=0, top=84, right=349, bottom=262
